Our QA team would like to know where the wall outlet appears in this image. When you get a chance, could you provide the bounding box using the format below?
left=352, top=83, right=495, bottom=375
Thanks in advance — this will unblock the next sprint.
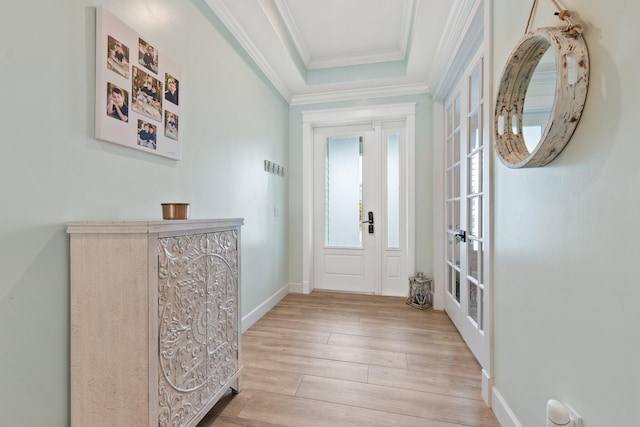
left=567, top=405, right=582, bottom=427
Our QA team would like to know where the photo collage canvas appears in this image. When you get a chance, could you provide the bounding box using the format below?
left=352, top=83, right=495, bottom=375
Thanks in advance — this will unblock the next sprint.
left=96, top=7, right=182, bottom=160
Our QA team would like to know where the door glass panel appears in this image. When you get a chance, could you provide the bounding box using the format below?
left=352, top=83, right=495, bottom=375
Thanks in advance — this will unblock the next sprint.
left=453, top=234, right=461, bottom=270
left=453, top=131, right=461, bottom=164
left=451, top=200, right=460, bottom=231
left=469, top=151, right=482, bottom=194
left=446, top=105, right=454, bottom=166
left=447, top=168, right=458, bottom=200
left=387, top=133, right=400, bottom=249
left=478, top=287, right=484, bottom=331
left=469, top=282, right=479, bottom=324
left=468, top=196, right=482, bottom=238
left=454, top=95, right=461, bottom=129
left=325, top=135, right=363, bottom=247
left=468, top=240, right=483, bottom=283
left=452, top=164, right=460, bottom=198
left=469, top=64, right=479, bottom=108
left=469, top=284, right=484, bottom=331
left=469, top=112, right=481, bottom=151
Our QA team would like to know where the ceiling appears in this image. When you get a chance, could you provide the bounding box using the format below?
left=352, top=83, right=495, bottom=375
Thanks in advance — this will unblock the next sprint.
left=204, top=0, right=463, bottom=104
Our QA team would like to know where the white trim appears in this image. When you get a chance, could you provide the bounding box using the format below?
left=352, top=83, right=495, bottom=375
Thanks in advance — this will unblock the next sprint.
left=290, top=83, right=428, bottom=106
left=398, top=0, right=418, bottom=62
left=203, top=0, right=292, bottom=102
left=432, top=101, right=445, bottom=311
left=301, top=103, right=417, bottom=126
left=241, top=283, right=289, bottom=333
left=484, top=0, right=495, bottom=399
left=432, top=0, right=484, bottom=101
left=430, top=0, right=475, bottom=76
left=482, top=369, right=493, bottom=407
left=274, top=0, right=417, bottom=71
left=302, top=121, right=315, bottom=295
left=287, top=282, right=305, bottom=294
left=273, top=0, right=311, bottom=66
left=308, top=50, right=405, bottom=70
left=405, top=113, right=416, bottom=285
left=302, top=103, right=417, bottom=297
left=491, top=386, right=525, bottom=427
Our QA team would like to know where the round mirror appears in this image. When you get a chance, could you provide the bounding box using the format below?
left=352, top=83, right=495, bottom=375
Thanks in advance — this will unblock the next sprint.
left=522, top=48, right=555, bottom=152
left=494, top=27, right=589, bottom=168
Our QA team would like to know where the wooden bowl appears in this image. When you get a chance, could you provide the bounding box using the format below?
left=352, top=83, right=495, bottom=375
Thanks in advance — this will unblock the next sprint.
left=161, top=203, right=189, bottom=220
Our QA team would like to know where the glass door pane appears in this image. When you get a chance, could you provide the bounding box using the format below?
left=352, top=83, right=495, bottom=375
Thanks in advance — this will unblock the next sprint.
left=386, top=133, right=400, bottom=249
left=446, top=94, right=462, bottom=304
left=325, top=135, right=363, bottom=247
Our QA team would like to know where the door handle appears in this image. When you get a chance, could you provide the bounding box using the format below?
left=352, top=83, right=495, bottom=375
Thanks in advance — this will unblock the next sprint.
left=361, top=211, right=374, bottom=224
left=454, top=230, right=466, bottom=243
left=362, top=211, right=374, bottom=234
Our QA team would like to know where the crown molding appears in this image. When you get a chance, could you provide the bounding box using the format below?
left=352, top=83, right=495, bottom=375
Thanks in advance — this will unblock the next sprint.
left=204, top=0, right=292, bottom=102
left=399, top=0, right=418, bottom=58
left=274, top=0, right=311, bottom=66
left=204, top=0, right=450, bottom=106
left=290, top=83, right=428, bottom=106
left=430, top=0, right=483, bottom=101
left=307, top=50, right=406, bottom=70
left=274, top=0, right=416, bottom=70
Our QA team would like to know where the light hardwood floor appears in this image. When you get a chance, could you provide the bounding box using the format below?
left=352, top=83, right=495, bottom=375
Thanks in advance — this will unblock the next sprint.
left=199, top=291, right=500, bottom=427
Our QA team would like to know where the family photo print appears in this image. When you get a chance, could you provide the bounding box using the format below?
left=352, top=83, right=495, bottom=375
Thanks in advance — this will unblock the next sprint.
left=95, top=6, right=182, bottom=160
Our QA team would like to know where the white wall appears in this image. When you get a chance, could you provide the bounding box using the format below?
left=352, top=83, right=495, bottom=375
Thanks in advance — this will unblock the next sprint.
left=0, top=0, right=289, bottom=424
left=492, top=1, right=640, bottom=426
left=288, top=95, right=434, bottom=287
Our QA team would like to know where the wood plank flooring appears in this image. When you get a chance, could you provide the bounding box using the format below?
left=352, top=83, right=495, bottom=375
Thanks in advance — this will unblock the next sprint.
left=199, top=291, right=500, bottom=427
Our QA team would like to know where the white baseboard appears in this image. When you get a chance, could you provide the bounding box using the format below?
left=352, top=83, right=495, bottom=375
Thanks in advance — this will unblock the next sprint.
left=288, top=282, right=304, bottom=294
left=241, top=284, right=289, bottom=333
left=491, top=386, right=524, bottom=427
left=482, top=369, right=493, bottom=407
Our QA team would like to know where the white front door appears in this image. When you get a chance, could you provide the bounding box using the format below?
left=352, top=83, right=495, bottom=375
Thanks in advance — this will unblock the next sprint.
left=444, top=51, right=490, bottom=370
left=301, top=104, right=416, bottom=296
left=310, top=118, right=411, bottom=296
left=313, top=125, right=378, bottom=293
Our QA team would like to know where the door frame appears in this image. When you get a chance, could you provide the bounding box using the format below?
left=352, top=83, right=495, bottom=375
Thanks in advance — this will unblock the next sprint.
left=301, top=103, right=416, bottom=295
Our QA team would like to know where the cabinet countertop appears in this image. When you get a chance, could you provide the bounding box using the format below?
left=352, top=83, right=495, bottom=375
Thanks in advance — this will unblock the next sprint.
left=67, top=218, right=244, bottom=234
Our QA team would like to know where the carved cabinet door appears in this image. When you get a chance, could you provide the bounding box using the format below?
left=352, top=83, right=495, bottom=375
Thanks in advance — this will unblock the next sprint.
left=157, top=231, right=238, bottom=427
left=205, top=231, right=239, bottom=396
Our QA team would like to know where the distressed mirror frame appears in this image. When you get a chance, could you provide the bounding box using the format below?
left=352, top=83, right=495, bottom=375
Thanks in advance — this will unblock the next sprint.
left=494, top=27, right=589, bottom=168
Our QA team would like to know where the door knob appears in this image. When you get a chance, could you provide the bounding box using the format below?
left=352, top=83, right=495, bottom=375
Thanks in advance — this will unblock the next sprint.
left=454, top=230, right=466, bottom=243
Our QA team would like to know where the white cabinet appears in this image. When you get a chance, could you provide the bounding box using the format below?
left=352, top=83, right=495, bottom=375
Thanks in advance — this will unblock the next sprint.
left=68, top=219, right=243, bottom=427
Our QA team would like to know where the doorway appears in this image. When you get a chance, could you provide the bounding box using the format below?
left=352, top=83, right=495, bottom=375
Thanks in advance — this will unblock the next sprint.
left=302, top=104, right=416, bottom=296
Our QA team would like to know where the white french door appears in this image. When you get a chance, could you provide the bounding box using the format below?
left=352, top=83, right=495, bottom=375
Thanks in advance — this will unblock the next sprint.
left=444, top=50, right=490, bottom=370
